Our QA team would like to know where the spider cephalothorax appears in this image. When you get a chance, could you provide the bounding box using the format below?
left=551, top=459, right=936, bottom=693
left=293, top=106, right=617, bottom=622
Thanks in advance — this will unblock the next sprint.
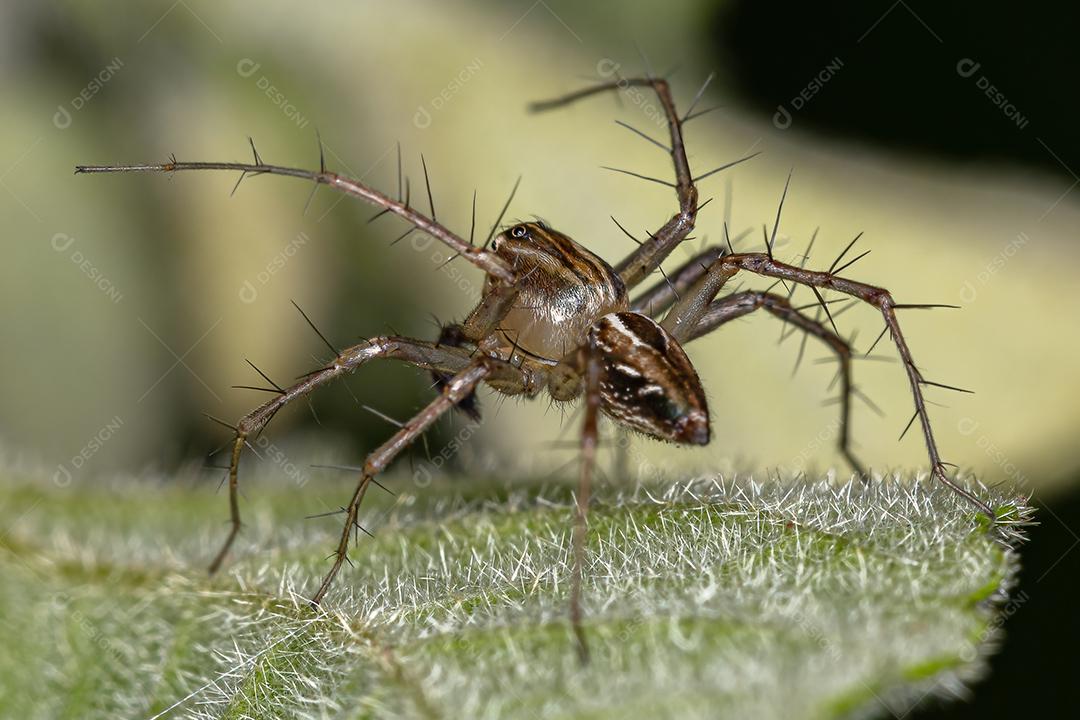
left=482, top=221, right=628, bottom=364
left=77, top=73, right=993, bottom=664
left=469, top=220, right=709, bottom=447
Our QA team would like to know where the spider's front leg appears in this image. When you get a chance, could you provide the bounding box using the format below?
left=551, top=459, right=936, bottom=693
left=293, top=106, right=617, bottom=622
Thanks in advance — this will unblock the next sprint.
left=570, top=336, right=602, bottom=665
left=207, top=336, right=474, bottom=575
left=531, top=78, right=755, bottom=290
left=563, top=311, right=710, bottom=663
left=309, top=355, right=530, bottom=606
left=76, top=138, right=517, bottom=283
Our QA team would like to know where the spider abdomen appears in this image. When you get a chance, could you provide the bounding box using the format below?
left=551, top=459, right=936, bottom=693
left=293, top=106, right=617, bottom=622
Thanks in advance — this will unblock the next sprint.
left=591, top=312, right=710, bottom=446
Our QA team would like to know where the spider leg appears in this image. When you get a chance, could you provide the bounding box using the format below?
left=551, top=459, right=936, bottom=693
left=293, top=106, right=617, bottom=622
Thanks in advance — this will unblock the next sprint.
left=207, top=336, right=474, bottom=575
left=461, top=281, right=522, bottom=342
left=571, top=334, right=603, bottom=664
left=431, top=323, right=482, bottom=421
left=309, top=357, right=524, bottom=605
left=686, top=291, right=866, bottom=477
left=75, top=144, right=515, bottom=283
left=662, top=251, right=992, bottom=517
left=631, top=245, right=725, bottom=316
left=531, top=78, right=754, bottom=289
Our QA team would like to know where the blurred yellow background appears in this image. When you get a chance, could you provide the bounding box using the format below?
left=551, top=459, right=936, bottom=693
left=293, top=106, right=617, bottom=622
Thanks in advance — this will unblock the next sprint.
left=2, top=0, right=1076, bottom=495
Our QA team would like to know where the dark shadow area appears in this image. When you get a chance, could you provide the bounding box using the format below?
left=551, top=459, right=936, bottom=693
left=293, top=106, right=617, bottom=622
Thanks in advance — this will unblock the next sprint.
left=913, top=483, right=1080, bottom=717
left=715, top=0, right=1078, bottom=178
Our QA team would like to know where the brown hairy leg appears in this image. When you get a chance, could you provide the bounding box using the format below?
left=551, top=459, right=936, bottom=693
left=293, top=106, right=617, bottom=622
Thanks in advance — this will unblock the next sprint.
left=76, top=141, right=516, bottom=284
left=207, top=336, right=475, bottom=575
left=571, top=336, right=604, bottom=664
left=686, top=290, right=866, bottom=477
left=664, top=251, right=991, bottom=517
left=309, top=357, right=529, bottom=605
left=531, top=77, right=757, bottom=290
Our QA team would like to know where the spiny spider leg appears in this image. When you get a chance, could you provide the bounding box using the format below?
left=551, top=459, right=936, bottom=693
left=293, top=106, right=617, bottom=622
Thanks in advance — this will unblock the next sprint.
left=310, top=357, right=528, bottom=606
left=75, top=144, right=515, bottom=283
left=686, top=291, right=866, bottom=477
left=631, top=245, right=725, bottom=316
left=631, top=225, right=756, bottom=316
left=664, top=251, right=992, bottom=517
left=207, top=336, right=475, bottom=575
left=571, top=332, right=604, bottom=664
left=531, top=77, right=757, bottom=289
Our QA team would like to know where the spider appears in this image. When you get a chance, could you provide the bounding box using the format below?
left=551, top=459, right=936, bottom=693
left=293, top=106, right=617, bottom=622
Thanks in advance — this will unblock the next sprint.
left=77, top=75, right=992, bottom=662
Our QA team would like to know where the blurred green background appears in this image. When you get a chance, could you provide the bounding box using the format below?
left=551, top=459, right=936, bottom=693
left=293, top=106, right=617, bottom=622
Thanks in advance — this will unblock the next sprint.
left=4, top=0, right=1078, bottom=488
left=1, top=0, right=1078, bottom=713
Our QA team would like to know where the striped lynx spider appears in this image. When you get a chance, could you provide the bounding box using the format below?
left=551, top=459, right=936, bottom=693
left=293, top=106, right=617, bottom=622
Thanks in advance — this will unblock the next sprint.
left=78, top=75, right=991, bottom=661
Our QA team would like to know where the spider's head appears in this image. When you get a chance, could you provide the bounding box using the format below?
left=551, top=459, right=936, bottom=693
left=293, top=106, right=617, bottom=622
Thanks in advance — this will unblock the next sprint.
left=490, top=220, right=613, bottom=284
left=483, top=221, right=629, bottom=363
left=490, top=222, right=624, bottom=293
left=490, top=221, right=553, bottom=257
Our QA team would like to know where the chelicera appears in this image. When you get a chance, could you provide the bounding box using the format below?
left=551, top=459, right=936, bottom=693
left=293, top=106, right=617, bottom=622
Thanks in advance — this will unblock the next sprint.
left=77, top=75, right=992, bottom=662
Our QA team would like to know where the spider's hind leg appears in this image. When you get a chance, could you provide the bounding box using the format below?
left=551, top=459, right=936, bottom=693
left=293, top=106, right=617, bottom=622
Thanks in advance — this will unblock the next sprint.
left=687, top=290, right=868, bottom=479
left=660, top=244, right=992, bottom=517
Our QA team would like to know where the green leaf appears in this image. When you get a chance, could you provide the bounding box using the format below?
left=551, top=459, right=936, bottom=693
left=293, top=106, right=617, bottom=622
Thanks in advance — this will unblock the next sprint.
left=0, top=473, right=1031, bottom=719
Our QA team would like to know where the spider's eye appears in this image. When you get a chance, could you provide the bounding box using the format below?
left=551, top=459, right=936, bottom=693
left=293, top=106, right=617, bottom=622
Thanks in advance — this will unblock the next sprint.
left=509, top=224, right=528, bottom=239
